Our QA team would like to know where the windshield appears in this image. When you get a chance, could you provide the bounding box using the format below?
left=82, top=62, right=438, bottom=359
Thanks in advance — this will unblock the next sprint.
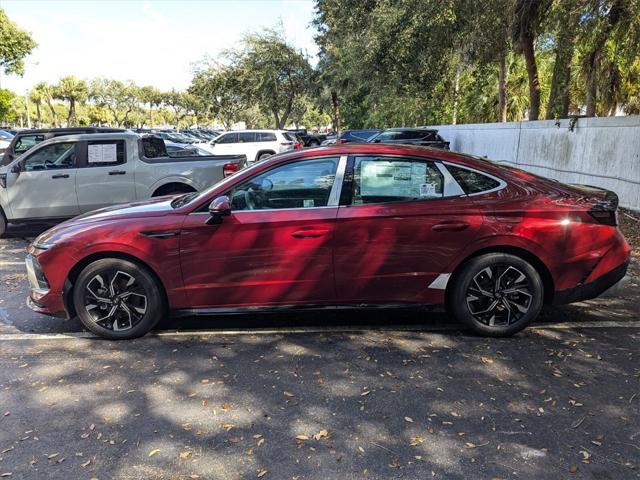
left=176, top=157, right=278, bottom=209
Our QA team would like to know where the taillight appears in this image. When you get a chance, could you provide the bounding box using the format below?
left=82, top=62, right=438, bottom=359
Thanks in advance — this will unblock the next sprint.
left=223, top=163, right=239, bottom=177
left=336, top=139, right=346, bottom=144
left=294, top=142, right=302, bottom=149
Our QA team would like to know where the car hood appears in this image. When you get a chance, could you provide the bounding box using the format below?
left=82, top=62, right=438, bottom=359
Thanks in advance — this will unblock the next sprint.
left=70, top=196, right=178, bottom=224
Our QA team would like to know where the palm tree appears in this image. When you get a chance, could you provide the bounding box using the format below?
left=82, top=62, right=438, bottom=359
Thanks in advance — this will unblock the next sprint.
left=28, top=87, right=44, bottom=127
left=55, top=76, right=88, bottom=127
left=32, top=82, right=58, bottom=127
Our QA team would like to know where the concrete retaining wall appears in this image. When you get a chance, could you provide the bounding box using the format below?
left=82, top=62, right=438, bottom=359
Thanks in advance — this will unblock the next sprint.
left=431, top=116, right=640, bottom=211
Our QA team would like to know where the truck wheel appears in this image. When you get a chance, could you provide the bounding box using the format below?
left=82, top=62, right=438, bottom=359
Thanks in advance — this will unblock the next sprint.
left=0, top=209, right=7, bottom=238
left=448, top=253, right=544, bottom=337
left=73, top=258, right=165, bottom=340
left=308, top=140, right=320, bottom=146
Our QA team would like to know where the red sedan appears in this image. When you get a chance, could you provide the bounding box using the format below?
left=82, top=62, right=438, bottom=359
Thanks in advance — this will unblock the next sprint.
left=25, top=144, right=630, bottom=339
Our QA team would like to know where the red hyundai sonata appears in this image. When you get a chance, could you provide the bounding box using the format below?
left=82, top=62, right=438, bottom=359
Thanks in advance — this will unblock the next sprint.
left=25, top=144, right=630, bottom=339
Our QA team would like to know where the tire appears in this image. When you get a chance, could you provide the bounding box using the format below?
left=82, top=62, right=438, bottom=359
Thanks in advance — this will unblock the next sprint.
left=448, top=253, right=544, bottom=336
left=0, top=208, right=6, bottom=238
left=73, top=258, right=165, bottom=340
left=308, top=140, right=320, bottom=147
left=257, top=152, right=273, bottom=162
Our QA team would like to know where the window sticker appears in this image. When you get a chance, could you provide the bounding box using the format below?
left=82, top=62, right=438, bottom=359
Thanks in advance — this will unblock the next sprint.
left=361, top=160, right=430, bottom=198
left=420, top=183, right=438, bottom=197
left=303, top=199, right=315, bottom=207
left=88, top=144, right=117, bottom=163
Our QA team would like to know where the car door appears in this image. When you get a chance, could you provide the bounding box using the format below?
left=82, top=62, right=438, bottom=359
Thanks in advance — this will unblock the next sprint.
left=211, top=132, right=238, bottom=156
left=75, top=139, right=137, bottom=212
left=179, top=155, right=346, bottom=308
left=5, top=141, right=80, bottom=219
left=237, top=132, right=259, bottom=163
left=333, top=154, right=484, bottom=304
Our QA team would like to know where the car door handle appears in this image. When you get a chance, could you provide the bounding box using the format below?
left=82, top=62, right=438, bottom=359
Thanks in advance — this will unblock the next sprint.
left=432, top=222, right=470, bottom=232
left=51, top=174, right=69, bottom=179
left=292, top=228, right=329, bottom=238
left=109, top=170, right=126, bottom=175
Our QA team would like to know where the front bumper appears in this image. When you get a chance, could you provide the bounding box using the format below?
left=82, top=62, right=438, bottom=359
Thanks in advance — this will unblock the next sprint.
left=553, top=260, right=629, bottom=305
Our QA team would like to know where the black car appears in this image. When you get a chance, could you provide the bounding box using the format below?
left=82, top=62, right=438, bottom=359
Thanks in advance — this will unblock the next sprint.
left=336, top=129, right=382, bottom=144
left=1, top=127, right=125, bottom=166
left=286, top=129, right=327, bottom=147
left=368, top=127, right=450, bottom=149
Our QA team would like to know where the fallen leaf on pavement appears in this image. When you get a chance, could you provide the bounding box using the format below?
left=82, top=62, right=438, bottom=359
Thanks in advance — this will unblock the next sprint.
left=148, top=449, right=161, bottom=457
left=296, top=435, right=309, bottom=441
left=404, top=417, right=414, bottom=423
left=313, top=429, right=329, bottom=440
left=283, top=391, right=295, bottom=397
left=257, top=469, right=268, bottom=477
left=179, top=451, right=191, bottom=459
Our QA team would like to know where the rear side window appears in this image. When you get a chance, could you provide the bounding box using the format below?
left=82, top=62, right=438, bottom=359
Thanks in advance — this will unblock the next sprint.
left=352, top=156, right=444, bottom=204
left=257, top=132, right=276, bottom=142
left=86, top=140, right=125, bottom=167
left=446, top=165, right=501, bottom=194
left=238, top=132, right=256, bottom=143
left=282, top=132, right=297, bottom=142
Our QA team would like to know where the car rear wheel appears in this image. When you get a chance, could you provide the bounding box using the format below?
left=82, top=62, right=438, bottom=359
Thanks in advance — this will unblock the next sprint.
left=448, top=253, right=543, bottom=336
left=257, top=152, right=273, bottom=162
left=73, top=258, right=164, bottom=340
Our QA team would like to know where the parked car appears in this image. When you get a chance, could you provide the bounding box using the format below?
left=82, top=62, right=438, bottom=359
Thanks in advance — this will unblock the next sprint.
left=335, top=129, right=382, bottom=144
left=0, top=133, right=246, bottom=235
left=1, top=127, right=125, bottom=166
left=286, top=129, right=327, bottom=147
left=369, top=127, right=450, bottom=149
left=210, top=130, right=298, bottom=164
left=24, top=143, right=629, bottom=340
left=0, top=129, right=13, bottom=154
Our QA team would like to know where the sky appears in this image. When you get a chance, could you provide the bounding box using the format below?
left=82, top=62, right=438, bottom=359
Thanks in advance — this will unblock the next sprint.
left=0, top=0, right=319, bottom=93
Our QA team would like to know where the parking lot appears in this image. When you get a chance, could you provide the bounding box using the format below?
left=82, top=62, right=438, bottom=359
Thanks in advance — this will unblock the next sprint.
left=0, top=220, right=638, bottom=480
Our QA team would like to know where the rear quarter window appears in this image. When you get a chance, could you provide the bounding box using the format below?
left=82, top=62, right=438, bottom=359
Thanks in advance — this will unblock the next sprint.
left=446, top=165, right=501, bottom=194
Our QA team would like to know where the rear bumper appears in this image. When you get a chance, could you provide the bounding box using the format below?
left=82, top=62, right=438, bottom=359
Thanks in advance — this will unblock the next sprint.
left=553, top=260, right=629, bottom=305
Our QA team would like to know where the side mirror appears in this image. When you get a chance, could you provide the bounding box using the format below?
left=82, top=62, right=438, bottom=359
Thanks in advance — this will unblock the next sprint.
left=206, top=195, right=231, bottom=225
left=10, top=163, right=21, bottom=173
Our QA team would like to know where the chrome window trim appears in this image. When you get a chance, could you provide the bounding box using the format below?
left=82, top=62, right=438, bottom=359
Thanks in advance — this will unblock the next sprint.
left=189, top=154, right=346, bottom=215
left=440, top=161, right=508, bottom=196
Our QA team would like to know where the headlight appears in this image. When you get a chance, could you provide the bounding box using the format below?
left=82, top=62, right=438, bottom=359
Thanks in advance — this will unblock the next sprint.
left=32, top=241, right=54, bottom=251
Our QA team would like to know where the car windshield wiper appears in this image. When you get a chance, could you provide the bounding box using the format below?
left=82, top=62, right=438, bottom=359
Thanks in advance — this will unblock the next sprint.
left=171, top=192, right=198, bottom=208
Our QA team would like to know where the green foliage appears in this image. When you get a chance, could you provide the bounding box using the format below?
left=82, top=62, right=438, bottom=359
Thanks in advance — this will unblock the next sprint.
left=0, top=88, right=15, bottom=122
left=0, top=8, right=36, bottom=76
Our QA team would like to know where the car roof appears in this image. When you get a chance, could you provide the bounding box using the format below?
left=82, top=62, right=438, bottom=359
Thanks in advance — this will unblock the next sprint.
left=263, top=143, right=495, bottom=172
left=13, top=127, right=125, bottom=135
left=382, top=127, right=438, bottom=132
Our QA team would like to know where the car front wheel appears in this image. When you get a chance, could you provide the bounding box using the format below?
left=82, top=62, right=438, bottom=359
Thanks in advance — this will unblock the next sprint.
left=73, top=258, right=164, bottom=340
left=448, top=253, right=544, bottom=336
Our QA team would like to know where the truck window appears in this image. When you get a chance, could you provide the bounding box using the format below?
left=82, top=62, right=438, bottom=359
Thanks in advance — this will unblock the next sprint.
left=14, top=134, right=46, bottom=156
left=86, top=140, right=125, bottom=167
left=24, top=142, right=76, bottom=171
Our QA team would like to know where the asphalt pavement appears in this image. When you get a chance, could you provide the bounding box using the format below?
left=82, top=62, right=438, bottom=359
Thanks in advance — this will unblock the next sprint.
left=0, top=224, right=639, bottom=479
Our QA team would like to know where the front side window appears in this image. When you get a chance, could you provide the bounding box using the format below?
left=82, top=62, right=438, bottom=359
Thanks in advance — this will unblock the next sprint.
left=229, top=157, right=339, bottom=211
left=86, top=140, right=125, bottom=167
left=216, top=133, right=238, bottom=144
left=14, top=134, right=46, bottom=156
left=446, top=164, right=501, bottom=194
left=24, top=142, right=76, bottom=171
left=352, top=156, right=444, bottom=205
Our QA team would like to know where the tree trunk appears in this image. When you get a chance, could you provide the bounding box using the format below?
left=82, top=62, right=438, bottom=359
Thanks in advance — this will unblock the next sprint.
left=35, top=102, right=42, bottom=128
left=522, top=33, right=541, bottom=121
left=68, top=99, right=76, bottom=126
left=452, top=66, right=461, bottom=125
left=585, top=50, right=598, bottom=117
left=498, top=54, right=507, bottom=122
left=47, top=99, right=58, bottom=127
left=331, top=90, right=341, bottom=134
left=546, top=4, right=577, bottom=120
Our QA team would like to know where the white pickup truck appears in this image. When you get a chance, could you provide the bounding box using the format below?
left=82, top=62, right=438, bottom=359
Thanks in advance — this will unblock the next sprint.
left=0, top=132, right=246, bottom=236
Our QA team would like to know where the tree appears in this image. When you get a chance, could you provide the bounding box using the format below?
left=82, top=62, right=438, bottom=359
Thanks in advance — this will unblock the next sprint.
left=90, top=79, right=139, bottom=126
left=55, top=76, right=88, bottom=126
left=511, top=0, right=550, bottom=121
left=0, top=8, right=36, bottom=76
left=32, top=82, right=58, bottom=127
left=227, top=28, right=314, bottom=128
left=28, top=87, right=44, bottom=127
left=0, top=88, right=15, bottom=122
left=190, top=63, right=252, bottom=129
